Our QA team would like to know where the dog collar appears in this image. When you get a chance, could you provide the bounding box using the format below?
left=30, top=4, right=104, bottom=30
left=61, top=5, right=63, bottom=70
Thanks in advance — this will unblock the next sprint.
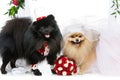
left=37, top=42, right=50, bottom=56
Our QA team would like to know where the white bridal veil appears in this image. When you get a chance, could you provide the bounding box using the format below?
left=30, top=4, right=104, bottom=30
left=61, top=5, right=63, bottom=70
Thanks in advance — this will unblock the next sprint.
left=96, top=21, right=120, bottom=76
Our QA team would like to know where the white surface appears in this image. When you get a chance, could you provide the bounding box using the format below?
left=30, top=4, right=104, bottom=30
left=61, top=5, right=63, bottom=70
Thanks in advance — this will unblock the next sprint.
left=0, top=59, right=120, bottom=80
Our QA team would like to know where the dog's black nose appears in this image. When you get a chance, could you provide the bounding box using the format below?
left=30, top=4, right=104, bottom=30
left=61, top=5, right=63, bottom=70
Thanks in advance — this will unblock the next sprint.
left=76, top=39, right=79, bottom=42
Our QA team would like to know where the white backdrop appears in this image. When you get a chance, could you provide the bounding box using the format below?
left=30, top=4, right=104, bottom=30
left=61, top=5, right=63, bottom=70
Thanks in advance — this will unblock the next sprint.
left=27, top=0, right=109, bottom=31
left=0, top=0, right=109, bottom=30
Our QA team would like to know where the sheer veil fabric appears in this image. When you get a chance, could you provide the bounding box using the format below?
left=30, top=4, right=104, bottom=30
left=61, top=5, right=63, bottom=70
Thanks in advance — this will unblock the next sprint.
left=96, top=21, right=120, bottom=76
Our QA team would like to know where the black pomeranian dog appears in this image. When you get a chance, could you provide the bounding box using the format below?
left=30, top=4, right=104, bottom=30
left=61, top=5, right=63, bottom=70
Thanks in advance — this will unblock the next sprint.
left=0, top=15, right=62, bottom=75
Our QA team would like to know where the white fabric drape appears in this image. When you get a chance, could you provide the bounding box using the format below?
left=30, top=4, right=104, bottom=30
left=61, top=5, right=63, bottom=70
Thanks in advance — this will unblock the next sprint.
left=94, top=0, right=120, bottom=76
left=95, top=19, right=120, bottom=76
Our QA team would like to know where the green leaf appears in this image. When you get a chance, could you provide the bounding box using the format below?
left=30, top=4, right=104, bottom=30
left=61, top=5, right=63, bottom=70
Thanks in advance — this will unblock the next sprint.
left=116, top=0, right=118, bottom=2
left=19, top=4, right=24, bottom=9
left=114, top=8, right=118, bottom=10
left=111, top=4, right=115, bottom=8
left=111, top=12, right=116, bottom=15
left=19, top=2, right=25, bottom=9
left=112, top=0, right=115, bottom=4
left=9, top=1, right=12, bottom=5
left=9, top=6, right=17, bottom=16
left=4, top=12, right=8, bottom=15
left=117, top=10, right=120, bottom=15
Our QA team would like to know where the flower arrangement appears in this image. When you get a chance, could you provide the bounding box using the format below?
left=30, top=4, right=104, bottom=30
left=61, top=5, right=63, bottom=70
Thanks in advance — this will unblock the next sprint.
left=111, top=0, right=120, bottom=18
left=5, top=0, right=25, bottom=18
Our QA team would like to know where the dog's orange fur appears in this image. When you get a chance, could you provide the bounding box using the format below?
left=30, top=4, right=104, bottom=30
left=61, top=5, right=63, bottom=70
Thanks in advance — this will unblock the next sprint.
left=63, top=32, right=98, bottom=74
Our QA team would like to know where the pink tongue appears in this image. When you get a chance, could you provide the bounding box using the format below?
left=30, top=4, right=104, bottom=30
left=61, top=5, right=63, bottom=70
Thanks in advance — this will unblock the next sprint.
left=45, top=34, right=50, bottom=38
left=76, top=44, right=79, bottom=47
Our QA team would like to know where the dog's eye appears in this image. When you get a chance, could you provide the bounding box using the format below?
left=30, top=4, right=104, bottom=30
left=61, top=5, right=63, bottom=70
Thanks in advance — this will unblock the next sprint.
left=70, top=35, right=74, bottom=38
left=79, top=35, right=82, bottom=37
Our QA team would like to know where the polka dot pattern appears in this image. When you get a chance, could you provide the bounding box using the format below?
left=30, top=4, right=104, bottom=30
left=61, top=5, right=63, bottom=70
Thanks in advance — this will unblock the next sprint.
left=53, top=56, right=77, bottom=75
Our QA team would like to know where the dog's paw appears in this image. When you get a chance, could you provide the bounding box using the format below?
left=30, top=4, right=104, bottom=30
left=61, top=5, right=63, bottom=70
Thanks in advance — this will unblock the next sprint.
left=32, top=69, right=42, bottom=76
left=1, top=70, right=7, bottom=74
left=78, top=70, right=85, bottom=75
left=51, top=69, right=56, bottom=74
left=11, top=65, right=16, bottom=68
left=78, top=72, right=84, bottom=75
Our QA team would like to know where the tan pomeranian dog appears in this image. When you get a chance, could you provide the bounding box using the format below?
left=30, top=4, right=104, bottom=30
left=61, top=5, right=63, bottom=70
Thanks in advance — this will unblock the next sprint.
left=62, top=28, right=99, bottom=74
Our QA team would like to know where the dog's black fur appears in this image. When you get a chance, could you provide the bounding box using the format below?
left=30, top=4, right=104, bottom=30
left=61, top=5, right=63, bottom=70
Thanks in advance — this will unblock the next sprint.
left=0, top=15, right=62, bottom=75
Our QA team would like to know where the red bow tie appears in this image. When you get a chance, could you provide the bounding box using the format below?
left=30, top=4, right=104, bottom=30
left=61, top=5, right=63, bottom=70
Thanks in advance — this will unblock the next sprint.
left=37, top=42, right=49, bottom=56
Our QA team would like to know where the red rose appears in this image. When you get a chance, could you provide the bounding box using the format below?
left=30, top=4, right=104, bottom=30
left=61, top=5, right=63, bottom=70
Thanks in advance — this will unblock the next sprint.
left=12, top=0, right=19, bottom=6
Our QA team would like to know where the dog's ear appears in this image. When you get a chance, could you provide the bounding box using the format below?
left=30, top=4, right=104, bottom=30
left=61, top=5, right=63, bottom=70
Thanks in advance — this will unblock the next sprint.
left=47, top=14, right=55, bottom=20
left=32, top=21, right=39, bottom=30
